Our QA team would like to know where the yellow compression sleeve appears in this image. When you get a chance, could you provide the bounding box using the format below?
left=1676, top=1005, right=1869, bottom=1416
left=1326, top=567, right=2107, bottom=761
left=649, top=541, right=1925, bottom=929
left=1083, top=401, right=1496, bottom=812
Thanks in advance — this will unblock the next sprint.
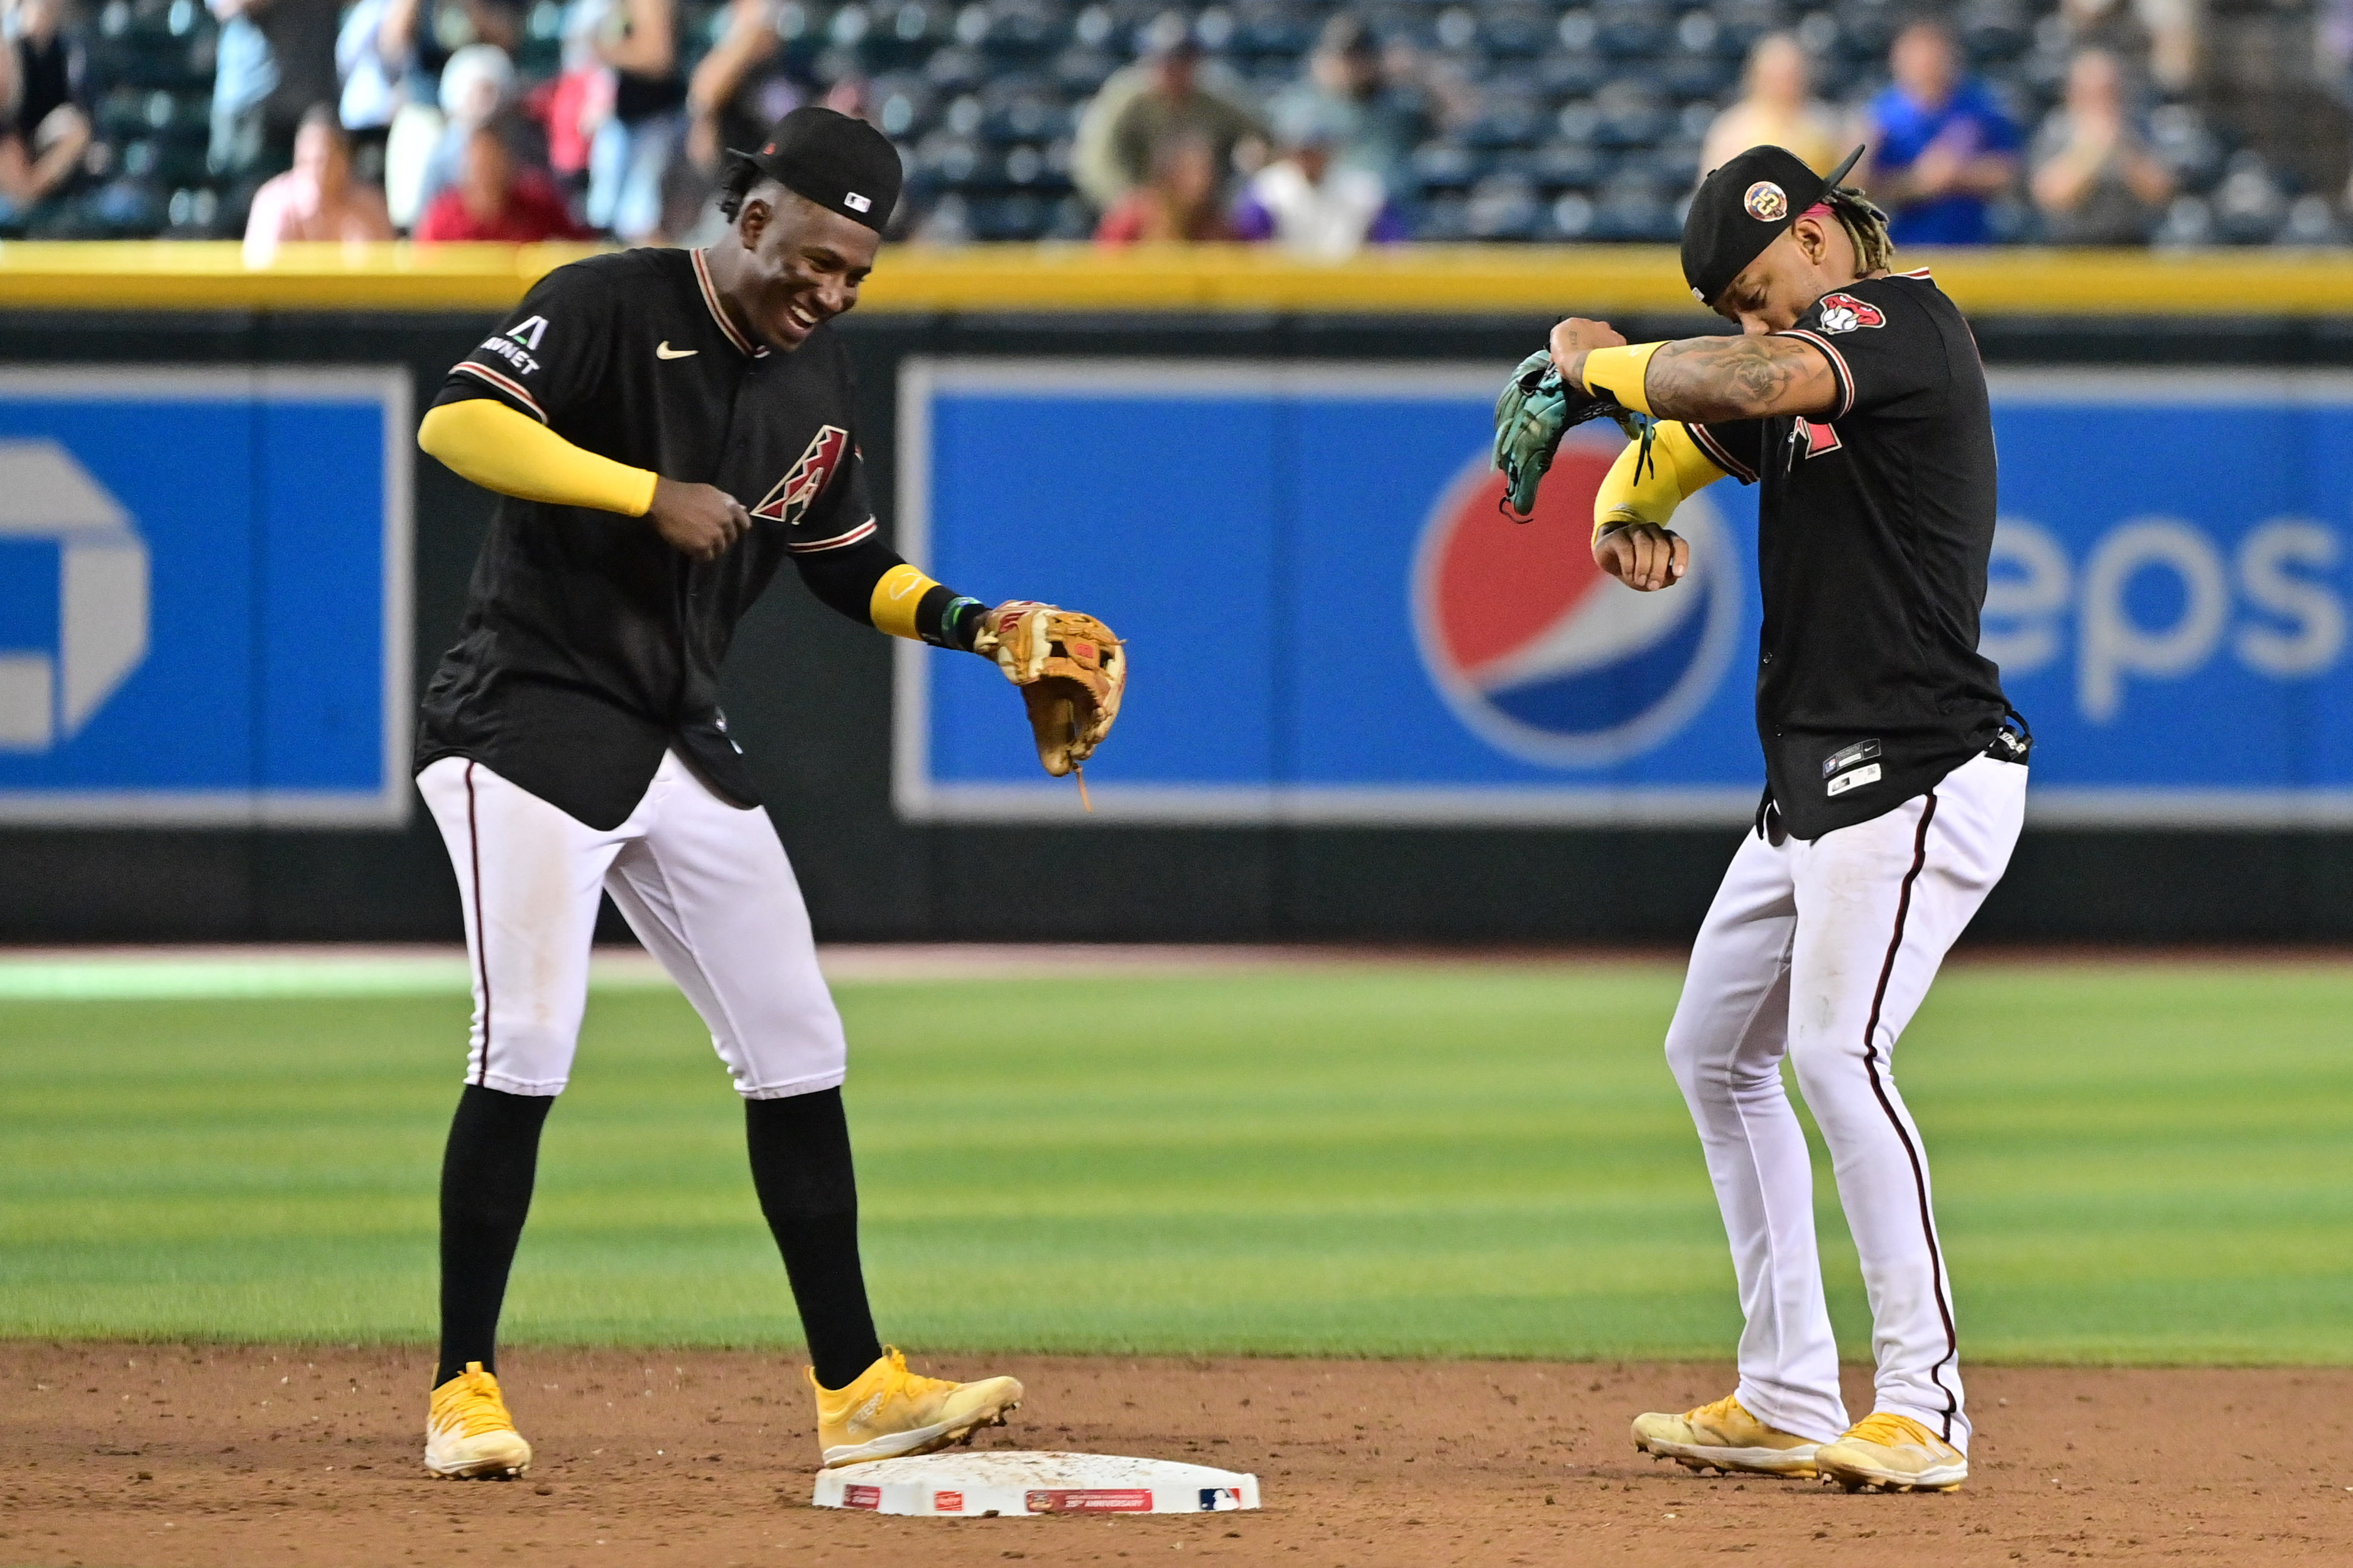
left=1592, top=421, right=1729, bottom=543
left=418, top=398, right=659, bottom=517
left=1579, top=341, right=1663, bottom=416
left=869, top=562, right=942, bottom=641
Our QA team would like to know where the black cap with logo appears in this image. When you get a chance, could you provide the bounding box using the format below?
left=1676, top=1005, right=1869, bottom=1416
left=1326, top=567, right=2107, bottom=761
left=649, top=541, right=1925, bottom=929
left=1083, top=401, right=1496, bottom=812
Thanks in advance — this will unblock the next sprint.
left=1680, top=143, right=1866, bottom=308
left=729, top=106, right=903, bottom=234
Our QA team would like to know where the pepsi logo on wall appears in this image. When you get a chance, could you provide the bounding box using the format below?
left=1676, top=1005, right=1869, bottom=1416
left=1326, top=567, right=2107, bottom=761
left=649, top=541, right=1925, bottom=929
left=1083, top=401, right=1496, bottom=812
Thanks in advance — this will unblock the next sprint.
left=1411, top=434, right=1744, bottom=769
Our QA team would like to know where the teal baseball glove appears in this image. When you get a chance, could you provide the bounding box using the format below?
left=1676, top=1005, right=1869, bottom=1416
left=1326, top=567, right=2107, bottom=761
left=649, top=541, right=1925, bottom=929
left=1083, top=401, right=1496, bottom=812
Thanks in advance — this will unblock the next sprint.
left=1491, top=350, right=1655, bottom=519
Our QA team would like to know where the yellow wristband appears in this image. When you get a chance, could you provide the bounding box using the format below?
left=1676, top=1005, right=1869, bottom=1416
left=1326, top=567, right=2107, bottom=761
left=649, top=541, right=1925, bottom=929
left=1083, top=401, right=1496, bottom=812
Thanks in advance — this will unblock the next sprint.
left=870, top=562, right=940, bottom=641
left=1579, top=342, right=1662, bottom=417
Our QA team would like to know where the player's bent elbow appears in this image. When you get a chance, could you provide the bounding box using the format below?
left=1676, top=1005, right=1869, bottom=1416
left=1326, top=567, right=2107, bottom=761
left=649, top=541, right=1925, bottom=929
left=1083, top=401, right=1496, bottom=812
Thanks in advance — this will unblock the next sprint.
left=416, top=403, right=460, bottom=461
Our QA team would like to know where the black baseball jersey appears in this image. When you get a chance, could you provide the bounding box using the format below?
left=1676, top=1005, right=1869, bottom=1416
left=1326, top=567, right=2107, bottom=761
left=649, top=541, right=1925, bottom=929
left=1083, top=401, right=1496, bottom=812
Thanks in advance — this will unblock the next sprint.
left=418, top=248, right=876, bottom=830
left=1685, top=270, right=2014, bottom=841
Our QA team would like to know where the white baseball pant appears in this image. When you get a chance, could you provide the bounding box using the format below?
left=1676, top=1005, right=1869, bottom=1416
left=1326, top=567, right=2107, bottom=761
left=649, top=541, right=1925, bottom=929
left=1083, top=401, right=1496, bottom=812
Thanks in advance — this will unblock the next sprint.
left=1663, top=752, right=2026, bottom=1452
left=415, top=750, right=848, bottom=1100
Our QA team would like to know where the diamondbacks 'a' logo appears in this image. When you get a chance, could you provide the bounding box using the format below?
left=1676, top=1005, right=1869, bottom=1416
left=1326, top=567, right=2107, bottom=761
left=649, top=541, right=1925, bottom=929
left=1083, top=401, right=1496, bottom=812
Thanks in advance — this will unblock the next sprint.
left=753, top=426, right=849, bottom=524
left=1815, top=292, right=1885, bottom=333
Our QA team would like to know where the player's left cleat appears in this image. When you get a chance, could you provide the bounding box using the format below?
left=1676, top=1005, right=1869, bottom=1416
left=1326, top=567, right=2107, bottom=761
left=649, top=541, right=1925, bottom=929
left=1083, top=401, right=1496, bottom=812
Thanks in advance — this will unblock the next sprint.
left=1631, top=1392, right=1820, bottom=1478
left=1813, top=1412, right=1967, bottom=1493
left=810, top=1347, right=1023, bottom=1468
left=424, top=1362, right=533, bottom=1479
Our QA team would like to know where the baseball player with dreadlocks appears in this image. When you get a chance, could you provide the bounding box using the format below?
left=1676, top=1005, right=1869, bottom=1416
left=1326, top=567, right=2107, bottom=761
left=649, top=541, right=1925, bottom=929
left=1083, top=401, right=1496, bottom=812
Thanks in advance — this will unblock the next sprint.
left=1496, top=146, right=2030, bottom=1494
left=406, top=106, right=1125, bottom=1480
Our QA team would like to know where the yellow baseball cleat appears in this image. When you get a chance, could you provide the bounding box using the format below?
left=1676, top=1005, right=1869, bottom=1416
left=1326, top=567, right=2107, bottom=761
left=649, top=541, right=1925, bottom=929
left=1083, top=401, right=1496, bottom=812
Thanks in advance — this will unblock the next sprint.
left=1631, top=1392, right=1820, bottom=1478
left=810, top=1347, right=1024, bottom=1468
left=424, top=1362, right=533, bottom=1479
left=1814, top=1411, right=1969, bottom=1493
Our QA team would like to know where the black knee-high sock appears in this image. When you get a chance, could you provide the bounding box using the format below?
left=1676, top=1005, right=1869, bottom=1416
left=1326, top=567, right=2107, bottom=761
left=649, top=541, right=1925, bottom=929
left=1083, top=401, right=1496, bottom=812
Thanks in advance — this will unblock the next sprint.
left=435, top=1085, right=555, bottom=1387
left=746, top=1088, right=883, bottom=1390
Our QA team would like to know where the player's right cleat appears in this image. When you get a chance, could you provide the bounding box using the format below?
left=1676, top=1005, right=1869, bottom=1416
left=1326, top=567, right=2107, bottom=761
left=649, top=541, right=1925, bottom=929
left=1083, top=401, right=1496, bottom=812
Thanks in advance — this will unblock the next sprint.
left=1813, top=1411, right=1968, bottom=1493
left=1631, top=1392, right=1820, bottom=1478
left=810, top=1347, right=1023, bottom=1468
left=424, top=1362, right=533, bottom=1479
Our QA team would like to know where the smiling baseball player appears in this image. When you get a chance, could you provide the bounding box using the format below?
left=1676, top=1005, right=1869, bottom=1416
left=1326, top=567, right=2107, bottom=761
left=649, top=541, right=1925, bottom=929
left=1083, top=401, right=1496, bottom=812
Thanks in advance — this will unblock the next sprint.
left=406, top=107, right=1124, bottom=1479
left=1501, top=145, right=2030, bottom=1493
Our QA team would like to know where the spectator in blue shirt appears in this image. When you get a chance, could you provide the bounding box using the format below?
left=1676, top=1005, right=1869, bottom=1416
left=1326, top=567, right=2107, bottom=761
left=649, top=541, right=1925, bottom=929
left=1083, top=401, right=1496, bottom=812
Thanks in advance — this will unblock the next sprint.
left=1856, top=16, right=2019, bottom=246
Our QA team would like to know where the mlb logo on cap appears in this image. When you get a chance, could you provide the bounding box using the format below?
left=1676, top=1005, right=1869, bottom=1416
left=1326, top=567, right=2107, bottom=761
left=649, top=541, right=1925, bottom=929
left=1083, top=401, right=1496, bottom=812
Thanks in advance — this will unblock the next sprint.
left=844, top=192, right=872, bottom=212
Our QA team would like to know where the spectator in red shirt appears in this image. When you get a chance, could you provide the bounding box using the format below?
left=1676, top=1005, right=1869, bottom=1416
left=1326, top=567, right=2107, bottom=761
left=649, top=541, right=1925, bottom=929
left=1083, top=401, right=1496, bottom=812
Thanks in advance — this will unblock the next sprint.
left=415, top=122, right=589, bottom=242
left=1096, top=130, right=1235, bottom=245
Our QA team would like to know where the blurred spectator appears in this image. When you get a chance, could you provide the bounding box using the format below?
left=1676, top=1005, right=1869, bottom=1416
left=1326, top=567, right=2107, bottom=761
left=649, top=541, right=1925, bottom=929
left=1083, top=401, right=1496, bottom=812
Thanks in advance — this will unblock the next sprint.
left=683, top=0, right=800, bottom=180
left=336, top=0, right=411, bottom=170
left=242, top=104, right=394, bottom=261
left=1095, top=129, right=1235, bottom=244
left=1232, top=103, right=1404, bottom=259
left=1264, top=14, right=1426, bottom=196
left=208, top=0, right=342, bottom=185
left=391, top=41, right=516, bottom=226
left=528, top=0, right=617, bottom=200
left=416, top=119, right=589, bottom=241
left=339, top=0, right=524, bottom=179
left=1700, top=33, right=1842, bottom=179
left=1856, top=17, right=2021, bottom=246
left=2030, top=49, right=2174, bottom=244
left=587, top=0, right=684, bottom=242
left=2064, top=0, right=2201, bottom=99
left=1074, top=14, right=1264, bottom=213
left=0, top=0, right=89, bottom=222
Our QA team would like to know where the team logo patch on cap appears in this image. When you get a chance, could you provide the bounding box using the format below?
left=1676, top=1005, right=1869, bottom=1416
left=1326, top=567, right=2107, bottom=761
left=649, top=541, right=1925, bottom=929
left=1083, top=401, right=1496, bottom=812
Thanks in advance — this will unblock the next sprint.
left=1743, top=181, right=1788, bottom=221
left=1815, top=291, right=1886, bottom=333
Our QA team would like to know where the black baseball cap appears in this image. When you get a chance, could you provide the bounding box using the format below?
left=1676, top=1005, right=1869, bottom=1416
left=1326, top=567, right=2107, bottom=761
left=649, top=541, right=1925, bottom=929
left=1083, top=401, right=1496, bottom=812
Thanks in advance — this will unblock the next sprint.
left=729, top=106, right=903, bottom=234
left=1681, top=143, right=1866, bottom=308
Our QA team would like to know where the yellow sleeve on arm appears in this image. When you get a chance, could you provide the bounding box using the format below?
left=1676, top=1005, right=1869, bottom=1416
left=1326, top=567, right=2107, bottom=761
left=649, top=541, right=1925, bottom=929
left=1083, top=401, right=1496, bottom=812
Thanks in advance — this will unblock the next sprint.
left=1579, top=341, right=1663, bottom=416
left=1591, top=422, right=1729, bottom=544
left=869, top=562, right=943, bottom=641
left=418, top=399, right=659, bottom=517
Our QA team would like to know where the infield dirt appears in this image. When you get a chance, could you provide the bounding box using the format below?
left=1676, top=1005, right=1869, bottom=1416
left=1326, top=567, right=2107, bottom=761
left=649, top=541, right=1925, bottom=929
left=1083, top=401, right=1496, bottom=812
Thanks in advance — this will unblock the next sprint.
left=5, top=1345, right=2346, bottom=1567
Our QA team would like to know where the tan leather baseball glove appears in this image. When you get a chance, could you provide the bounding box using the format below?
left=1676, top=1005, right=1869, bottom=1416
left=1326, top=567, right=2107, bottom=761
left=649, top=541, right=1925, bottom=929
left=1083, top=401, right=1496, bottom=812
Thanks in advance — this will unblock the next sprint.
left=972, top=602, right=1128, bottom=781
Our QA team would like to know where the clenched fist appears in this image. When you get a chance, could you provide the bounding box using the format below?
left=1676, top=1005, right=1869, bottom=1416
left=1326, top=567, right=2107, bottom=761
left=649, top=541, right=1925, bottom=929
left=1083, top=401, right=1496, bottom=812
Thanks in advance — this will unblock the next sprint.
left=648, top=477, right=751, bottom=561
left=1594, top=521, right=1688, bottom=592
left=1548, top=316, right=1628, bottom=391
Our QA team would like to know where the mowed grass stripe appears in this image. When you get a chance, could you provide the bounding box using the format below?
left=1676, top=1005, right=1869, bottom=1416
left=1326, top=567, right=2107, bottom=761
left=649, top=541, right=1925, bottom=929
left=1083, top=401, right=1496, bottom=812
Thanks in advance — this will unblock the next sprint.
left=0, top=964, right=2347, bottom=1361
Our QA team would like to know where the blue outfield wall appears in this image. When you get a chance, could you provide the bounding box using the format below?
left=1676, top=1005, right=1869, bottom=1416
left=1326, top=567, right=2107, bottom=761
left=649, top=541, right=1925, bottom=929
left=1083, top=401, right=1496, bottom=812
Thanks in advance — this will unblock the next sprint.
left=901, top=360, right=2353, bottom=830
left=3, top=310, right=2352, bottom=943
left=0, top=368, right=411, bottom=826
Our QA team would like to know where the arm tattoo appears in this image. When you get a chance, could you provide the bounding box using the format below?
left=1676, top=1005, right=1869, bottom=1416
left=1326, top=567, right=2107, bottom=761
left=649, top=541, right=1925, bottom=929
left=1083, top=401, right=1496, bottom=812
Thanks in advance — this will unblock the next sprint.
left=1646, top=336, right=1834, bottom=423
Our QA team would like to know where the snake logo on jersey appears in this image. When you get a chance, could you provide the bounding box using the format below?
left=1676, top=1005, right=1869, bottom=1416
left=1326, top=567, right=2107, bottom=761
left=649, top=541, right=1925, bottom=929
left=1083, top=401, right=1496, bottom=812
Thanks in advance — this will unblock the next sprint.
left=1411, top=437, right=1744, bottom=767
left=753, top=424, right=850, bottom=524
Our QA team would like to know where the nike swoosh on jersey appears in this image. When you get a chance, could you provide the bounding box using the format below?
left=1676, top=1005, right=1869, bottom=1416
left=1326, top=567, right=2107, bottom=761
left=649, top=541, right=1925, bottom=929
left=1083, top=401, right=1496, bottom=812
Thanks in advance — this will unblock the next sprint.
left=656, top=342, right=698, bottom=359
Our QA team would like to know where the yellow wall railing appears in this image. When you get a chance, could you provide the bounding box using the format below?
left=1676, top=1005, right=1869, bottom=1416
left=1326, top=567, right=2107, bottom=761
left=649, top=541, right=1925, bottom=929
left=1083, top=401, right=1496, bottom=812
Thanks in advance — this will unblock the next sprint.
left=1, top=240, right=2350, bottom=316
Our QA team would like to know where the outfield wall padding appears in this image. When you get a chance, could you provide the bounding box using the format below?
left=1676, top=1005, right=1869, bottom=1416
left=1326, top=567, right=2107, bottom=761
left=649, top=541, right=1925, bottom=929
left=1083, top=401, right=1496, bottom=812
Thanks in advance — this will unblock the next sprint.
left=3, top=261, right=2352, bottom=943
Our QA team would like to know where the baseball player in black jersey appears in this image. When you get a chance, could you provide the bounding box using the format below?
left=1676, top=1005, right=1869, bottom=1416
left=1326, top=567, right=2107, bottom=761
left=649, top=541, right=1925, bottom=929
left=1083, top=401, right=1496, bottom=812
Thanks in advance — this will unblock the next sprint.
left=406, top=107, right=1124, bottom=1479
left=1511, top=146, right=2030, bottom=1493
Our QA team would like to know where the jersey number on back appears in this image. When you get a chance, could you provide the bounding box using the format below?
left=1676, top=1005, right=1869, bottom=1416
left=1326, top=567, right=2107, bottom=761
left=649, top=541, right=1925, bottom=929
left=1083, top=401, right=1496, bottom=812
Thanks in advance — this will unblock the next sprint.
left=752, top=426, right=850, bottom=525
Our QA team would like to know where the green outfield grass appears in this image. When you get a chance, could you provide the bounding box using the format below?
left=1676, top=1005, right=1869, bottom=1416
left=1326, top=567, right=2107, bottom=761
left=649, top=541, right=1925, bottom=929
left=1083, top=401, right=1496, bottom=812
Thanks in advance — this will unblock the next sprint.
left=2, top=960, right=2348, bottom=1362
